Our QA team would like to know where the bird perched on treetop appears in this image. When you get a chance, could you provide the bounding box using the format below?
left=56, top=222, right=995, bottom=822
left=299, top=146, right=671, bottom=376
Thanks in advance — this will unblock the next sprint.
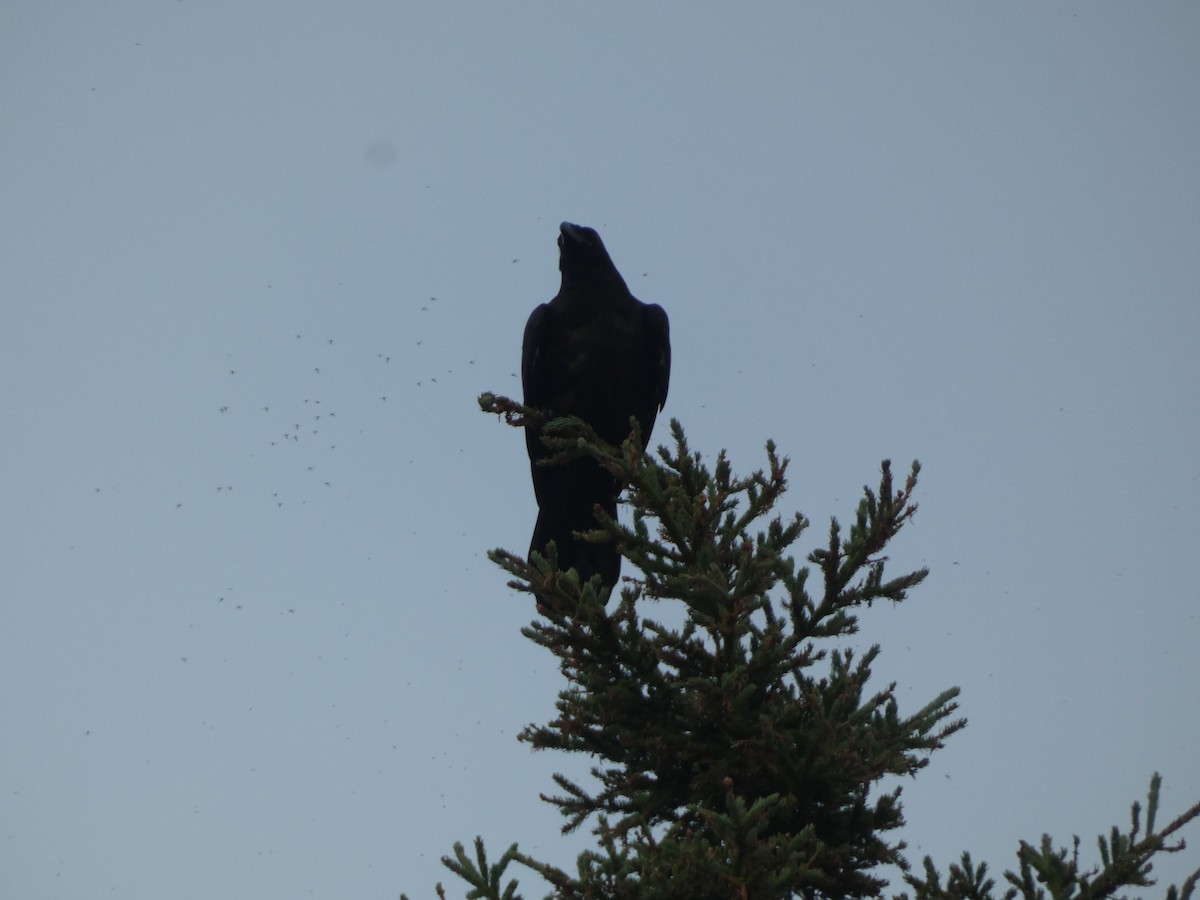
left=521, top=222, right=671, bottom=593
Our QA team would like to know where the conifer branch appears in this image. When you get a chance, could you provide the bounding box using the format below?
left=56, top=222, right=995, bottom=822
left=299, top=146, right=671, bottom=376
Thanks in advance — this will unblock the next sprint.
left=477, top=397, right=960, bottom=898
left=403, top=396, right=1197, bottom=900
left=898, top=774, right=1200, bottom=900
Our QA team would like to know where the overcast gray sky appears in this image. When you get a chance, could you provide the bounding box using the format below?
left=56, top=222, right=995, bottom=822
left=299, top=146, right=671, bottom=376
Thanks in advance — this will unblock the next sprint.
left=2, top=3, right=1198, bottom=898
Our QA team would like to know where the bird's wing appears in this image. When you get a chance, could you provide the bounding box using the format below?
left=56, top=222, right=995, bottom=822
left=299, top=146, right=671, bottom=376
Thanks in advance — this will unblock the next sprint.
left=645, top=303, right=671, bottom=411
left=521, top=303, right=552, bottom=411
left=628, top=302, right=671, bottom=449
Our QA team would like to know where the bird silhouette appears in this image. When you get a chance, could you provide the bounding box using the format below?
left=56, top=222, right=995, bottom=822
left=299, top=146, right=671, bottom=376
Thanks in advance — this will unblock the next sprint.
left=521, top=222, right=670, bottom=594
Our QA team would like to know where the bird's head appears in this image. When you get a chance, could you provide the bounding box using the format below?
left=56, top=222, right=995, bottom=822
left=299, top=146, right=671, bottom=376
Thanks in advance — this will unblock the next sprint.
left=557, top=222, right=624, bottom=286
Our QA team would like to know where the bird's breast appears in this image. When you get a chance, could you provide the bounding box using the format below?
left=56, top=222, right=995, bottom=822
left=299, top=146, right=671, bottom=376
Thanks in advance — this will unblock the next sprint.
left=557, top=314, right=638, bottom=383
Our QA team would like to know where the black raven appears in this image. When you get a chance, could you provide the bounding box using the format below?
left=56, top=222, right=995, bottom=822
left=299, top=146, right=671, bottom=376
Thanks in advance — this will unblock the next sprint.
left=522, top=222, right=671, bottom=592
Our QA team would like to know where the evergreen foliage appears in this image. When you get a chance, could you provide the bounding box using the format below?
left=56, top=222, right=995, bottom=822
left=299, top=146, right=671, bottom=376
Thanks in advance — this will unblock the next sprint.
left=400, top=395, right=1199, bottom=900
left=902, top=773, right=1200, bottom=900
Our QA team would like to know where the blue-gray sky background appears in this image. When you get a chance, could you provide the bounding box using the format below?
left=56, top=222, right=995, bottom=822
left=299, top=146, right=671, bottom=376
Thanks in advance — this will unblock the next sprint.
left=2, top=4, right=1198, bottom=898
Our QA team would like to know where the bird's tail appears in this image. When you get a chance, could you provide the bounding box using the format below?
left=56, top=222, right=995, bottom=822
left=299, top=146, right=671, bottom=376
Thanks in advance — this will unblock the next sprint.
left=529, top=502, right=621, bottom=595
